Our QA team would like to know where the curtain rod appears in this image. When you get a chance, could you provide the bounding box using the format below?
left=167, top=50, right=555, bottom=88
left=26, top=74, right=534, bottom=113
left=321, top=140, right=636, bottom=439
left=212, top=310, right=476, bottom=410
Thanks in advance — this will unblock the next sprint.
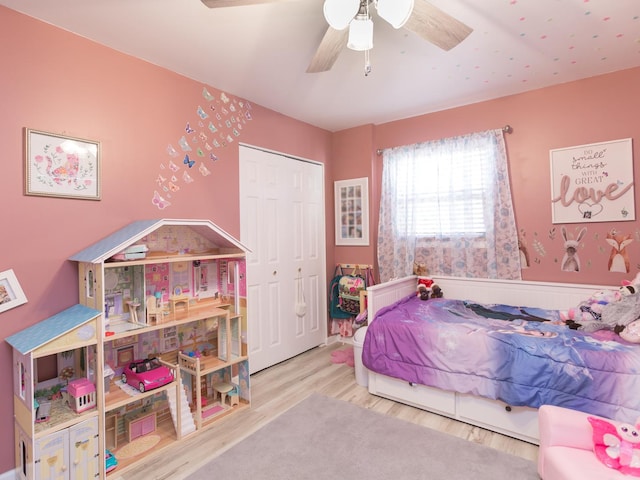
left=375, top=125, right=513, bottom=156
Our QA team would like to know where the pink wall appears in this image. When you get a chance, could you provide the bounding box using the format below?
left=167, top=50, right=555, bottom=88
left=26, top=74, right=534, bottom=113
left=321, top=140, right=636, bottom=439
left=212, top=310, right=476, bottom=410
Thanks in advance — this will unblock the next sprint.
left=0, top=7, right=331, bottom=473
left=331, top=125, right=377, bottom=269
left=2, top=4, right=640, bottom=475
left=333, top=68, right=640, bottom=287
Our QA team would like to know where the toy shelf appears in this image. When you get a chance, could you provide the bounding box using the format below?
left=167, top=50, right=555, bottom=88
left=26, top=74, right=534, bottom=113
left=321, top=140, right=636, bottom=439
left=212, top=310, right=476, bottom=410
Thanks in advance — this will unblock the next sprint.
left=34, top=407, right=99, bottom=439
left=106, top=409, right=177, bottom=476
left=104, top=379, right=178, bottom=413
left=105, top=300, right=231, bottom=338
left=104, top=251, right=246, bottom=268
left=177, top=352, right=248, bottom=378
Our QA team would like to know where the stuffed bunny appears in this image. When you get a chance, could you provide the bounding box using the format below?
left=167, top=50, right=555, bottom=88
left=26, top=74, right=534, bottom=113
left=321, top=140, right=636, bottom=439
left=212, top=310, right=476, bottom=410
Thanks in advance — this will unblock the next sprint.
left=561, top=226, right=587, bottom=272
left=600, top=293, right=640, bottom=343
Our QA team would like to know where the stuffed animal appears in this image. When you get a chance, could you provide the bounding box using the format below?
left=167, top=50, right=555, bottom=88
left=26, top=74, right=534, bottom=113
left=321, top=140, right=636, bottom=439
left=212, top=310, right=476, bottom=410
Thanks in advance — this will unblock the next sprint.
left=417, top=277, right=433, bottom=301
left=620, top=284, right=638, bottom=296
left=620, top=319, right=640, bottom=344
left=599, top=293, right=640, bottom=343
left=564, top=275, right=640, bottom=342
left=622, top=272, right=640, bottom=292
left=430, top=285, right=443, bottom=299
left=413, top=262, right=428, bottom=277
left=588, top=415, right=640, bottom=476
left=567, top=291, right=640, bottom=343
left=562, top=289, right=621, bottom=330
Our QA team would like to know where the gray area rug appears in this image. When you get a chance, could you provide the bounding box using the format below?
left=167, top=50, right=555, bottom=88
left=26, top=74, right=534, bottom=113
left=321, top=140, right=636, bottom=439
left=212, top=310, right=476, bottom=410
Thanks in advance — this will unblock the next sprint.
left=190, top=393, right=539, bottom=479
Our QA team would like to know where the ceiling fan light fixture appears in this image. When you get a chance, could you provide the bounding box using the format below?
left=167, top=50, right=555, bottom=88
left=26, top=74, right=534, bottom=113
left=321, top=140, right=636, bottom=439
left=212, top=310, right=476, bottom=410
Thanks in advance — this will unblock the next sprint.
left=323, top=0, right=361, bottom=31
left=376, top=0, right=414, bottom=29
left=347, top=16, right=373, bottom=51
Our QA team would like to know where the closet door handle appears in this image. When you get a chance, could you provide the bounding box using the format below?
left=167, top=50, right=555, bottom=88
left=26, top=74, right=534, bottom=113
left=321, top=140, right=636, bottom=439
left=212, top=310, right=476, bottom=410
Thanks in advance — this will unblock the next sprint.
left=273, top=270, right=277, bottom=276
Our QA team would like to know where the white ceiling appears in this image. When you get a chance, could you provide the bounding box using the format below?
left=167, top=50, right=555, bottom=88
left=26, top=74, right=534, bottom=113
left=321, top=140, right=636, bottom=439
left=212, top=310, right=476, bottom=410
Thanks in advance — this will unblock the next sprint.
left=2, top=0, right=640, bottom=132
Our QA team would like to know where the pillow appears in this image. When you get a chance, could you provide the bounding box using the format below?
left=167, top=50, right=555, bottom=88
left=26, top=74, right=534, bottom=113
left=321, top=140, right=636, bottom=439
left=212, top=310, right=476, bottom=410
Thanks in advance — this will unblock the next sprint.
left=588, top=416, right=640, bottom=476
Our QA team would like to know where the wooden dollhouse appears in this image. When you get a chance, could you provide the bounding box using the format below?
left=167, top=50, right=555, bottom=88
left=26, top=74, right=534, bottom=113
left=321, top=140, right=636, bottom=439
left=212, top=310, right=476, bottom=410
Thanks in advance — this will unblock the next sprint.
left=8, top=219, right=251, bottom=479
left=7, top=304, right=102, bottom=480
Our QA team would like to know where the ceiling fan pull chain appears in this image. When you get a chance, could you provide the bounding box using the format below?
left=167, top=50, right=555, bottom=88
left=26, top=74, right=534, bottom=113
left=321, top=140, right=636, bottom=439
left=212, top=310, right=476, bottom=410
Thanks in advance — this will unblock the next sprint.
left=364, top=49, right=372, bottom=76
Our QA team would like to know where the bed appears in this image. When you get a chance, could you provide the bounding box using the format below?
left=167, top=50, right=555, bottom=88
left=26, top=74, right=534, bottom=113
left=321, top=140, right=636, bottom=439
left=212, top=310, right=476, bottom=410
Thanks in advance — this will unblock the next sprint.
left=362, top=276, right=640, bottom=444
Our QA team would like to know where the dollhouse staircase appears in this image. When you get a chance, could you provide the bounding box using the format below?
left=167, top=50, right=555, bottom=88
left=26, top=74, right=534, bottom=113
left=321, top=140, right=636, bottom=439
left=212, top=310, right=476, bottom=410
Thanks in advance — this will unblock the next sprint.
left=167, top=385, right=196, bottom=437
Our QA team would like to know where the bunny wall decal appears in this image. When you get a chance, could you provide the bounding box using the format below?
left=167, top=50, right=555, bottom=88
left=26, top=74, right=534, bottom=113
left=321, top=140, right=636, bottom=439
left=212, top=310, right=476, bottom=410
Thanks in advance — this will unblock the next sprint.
left=561, top=226, right=587, bottom=272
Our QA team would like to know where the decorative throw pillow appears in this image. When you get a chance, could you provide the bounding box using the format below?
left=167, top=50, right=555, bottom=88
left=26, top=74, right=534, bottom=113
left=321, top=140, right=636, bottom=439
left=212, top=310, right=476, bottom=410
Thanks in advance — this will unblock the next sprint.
left=587, top=416, right=640, bottom=476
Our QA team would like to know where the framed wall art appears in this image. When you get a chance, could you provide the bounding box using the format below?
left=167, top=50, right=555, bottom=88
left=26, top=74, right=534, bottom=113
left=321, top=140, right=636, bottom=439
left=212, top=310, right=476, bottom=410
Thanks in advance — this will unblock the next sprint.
left=113, top=335, right=138, bottom=348
left=116, top=346, right=135, bottom=367
left=0, top=269, right=28, bottom=314
left=24, top=128, right=101, bottom=200
left=335, top=177, right=369, bottom=246
left=550, top=138, right=634, bottom=224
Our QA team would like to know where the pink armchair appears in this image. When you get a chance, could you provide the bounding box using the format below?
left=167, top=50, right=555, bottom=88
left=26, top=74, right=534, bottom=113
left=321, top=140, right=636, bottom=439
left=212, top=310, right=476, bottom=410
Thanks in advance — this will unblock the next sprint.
left=538, top=404, right=629, bottom=479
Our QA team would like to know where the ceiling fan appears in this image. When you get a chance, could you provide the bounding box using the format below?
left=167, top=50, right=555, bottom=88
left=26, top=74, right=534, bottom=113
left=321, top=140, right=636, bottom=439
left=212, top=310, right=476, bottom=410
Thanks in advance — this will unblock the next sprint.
left=200, top=0, right=473, bottom=74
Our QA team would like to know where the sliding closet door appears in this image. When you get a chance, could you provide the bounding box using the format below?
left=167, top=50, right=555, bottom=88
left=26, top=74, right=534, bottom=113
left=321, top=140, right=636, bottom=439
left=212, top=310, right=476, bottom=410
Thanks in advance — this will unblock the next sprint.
left=240, top=145, right=327, bottom=373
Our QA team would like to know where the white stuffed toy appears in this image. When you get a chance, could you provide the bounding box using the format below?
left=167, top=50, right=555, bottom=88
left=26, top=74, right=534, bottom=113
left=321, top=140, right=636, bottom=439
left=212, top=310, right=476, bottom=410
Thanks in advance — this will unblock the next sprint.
left=562, top=289, right=621, bottom=330
left=621, top=272, right=640, bottom=294
left=600, top=293, right=640, bottom=343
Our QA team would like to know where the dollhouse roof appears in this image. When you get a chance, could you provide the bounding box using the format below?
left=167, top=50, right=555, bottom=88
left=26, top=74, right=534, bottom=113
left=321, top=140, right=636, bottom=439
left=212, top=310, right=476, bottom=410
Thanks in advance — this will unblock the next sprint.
left=68, top=218, right=250, bottom=264
left=5, top=304, right=101, bottom=355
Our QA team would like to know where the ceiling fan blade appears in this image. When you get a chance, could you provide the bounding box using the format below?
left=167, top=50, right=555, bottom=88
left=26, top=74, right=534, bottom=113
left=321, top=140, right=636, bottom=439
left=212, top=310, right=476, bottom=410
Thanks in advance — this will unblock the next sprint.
left=403, top=0, right=473, bottom=51
left=306, top=27, right=348, bottom=73
left=201, top=0, right=289, bottom=8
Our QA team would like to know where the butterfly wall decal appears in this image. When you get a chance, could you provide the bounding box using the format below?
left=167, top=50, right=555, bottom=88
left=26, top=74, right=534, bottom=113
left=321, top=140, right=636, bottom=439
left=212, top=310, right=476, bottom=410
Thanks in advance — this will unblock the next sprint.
left=152, top=190, right=171, bottom=210
left=184, top=155, right=195, bottom=168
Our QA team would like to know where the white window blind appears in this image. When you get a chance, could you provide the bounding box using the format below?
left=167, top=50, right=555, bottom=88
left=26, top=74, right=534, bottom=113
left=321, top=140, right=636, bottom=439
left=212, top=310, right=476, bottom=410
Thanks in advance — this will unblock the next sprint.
left=394, top=140, right=494, bottom=237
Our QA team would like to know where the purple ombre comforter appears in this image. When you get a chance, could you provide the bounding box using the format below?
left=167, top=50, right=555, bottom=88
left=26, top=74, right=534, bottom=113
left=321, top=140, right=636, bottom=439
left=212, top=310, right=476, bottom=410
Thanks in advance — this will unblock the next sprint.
left=362, top=295, right=640, bottom=423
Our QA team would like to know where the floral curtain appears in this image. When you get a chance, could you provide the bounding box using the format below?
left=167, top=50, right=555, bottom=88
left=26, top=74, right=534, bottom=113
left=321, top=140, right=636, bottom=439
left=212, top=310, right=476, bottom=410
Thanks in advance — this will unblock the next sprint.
left=377, top=129, right=521, bottom=282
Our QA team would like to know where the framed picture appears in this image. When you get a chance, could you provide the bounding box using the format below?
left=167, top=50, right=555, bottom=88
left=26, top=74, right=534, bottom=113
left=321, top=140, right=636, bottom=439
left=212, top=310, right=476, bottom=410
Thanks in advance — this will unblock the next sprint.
left=113, top=335, right=138, bottom=348
left=116, top=346, right=135, bottom=367
left=335, top=177, right=369, bottom=246
left=0, top=269, right=28, bottom=314
left=550, top=138, right=634, bottom=223
left=24, top=128, right=101, bottom=200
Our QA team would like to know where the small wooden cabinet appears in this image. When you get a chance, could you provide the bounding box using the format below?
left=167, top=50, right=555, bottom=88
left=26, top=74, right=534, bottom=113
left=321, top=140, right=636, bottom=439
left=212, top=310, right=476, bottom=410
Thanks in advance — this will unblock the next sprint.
left=34, top=417, right=99, bottom=480
left=125, top=411, right=157, bottom=442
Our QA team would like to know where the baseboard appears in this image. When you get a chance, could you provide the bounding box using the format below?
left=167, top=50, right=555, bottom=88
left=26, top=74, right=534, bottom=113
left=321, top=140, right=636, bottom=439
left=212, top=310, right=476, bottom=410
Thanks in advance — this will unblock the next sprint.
left=327, top=334, right=353, bottom=345
left=0, top=468, right=17, bottom=480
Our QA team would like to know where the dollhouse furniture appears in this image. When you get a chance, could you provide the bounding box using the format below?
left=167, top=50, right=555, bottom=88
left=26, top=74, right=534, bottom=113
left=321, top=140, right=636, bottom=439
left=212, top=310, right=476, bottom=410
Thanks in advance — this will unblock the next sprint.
left=125, top=411, right=157, bottom=442
left=9, top=219, right=251, bottom=479
left=34, top=399, right=51, bottom=423
left=212, top=381, right=238, bottom=407
left=67, top=378, right=97, bottom=413
left=169, top=286, right=190, bottom=315
left=145, top=295, right=163, bottom=325
left=126, top=300, right=140, bottom=323
left=537, top=404, right=628, bottom=479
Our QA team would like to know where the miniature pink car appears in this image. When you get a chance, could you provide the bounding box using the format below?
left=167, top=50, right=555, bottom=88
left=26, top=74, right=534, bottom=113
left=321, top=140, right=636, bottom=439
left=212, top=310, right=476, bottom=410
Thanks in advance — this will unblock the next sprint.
left=121, top=358, right=173, bottom=393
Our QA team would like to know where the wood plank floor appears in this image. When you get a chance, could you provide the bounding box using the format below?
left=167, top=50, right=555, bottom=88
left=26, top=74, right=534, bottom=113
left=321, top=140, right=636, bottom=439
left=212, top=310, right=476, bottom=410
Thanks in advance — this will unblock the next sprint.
left=113, top=342, right=539, bottom=480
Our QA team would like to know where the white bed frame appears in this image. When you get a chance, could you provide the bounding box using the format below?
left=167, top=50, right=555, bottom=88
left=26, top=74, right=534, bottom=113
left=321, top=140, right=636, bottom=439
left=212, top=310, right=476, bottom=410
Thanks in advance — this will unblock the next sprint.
left=365, top=275, right=613, bottom=444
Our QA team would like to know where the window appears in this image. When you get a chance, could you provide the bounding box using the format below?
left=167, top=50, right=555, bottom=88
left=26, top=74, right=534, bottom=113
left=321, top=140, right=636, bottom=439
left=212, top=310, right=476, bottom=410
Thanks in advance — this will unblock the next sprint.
left=392, top=136, right=495, bottom=237
left=377, top=129, right=521, bottom=281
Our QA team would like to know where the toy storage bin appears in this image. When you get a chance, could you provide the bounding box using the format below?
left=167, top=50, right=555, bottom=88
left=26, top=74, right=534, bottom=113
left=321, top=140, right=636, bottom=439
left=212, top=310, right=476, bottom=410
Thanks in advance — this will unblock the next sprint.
left=352, top=326, right=369, bottom=387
